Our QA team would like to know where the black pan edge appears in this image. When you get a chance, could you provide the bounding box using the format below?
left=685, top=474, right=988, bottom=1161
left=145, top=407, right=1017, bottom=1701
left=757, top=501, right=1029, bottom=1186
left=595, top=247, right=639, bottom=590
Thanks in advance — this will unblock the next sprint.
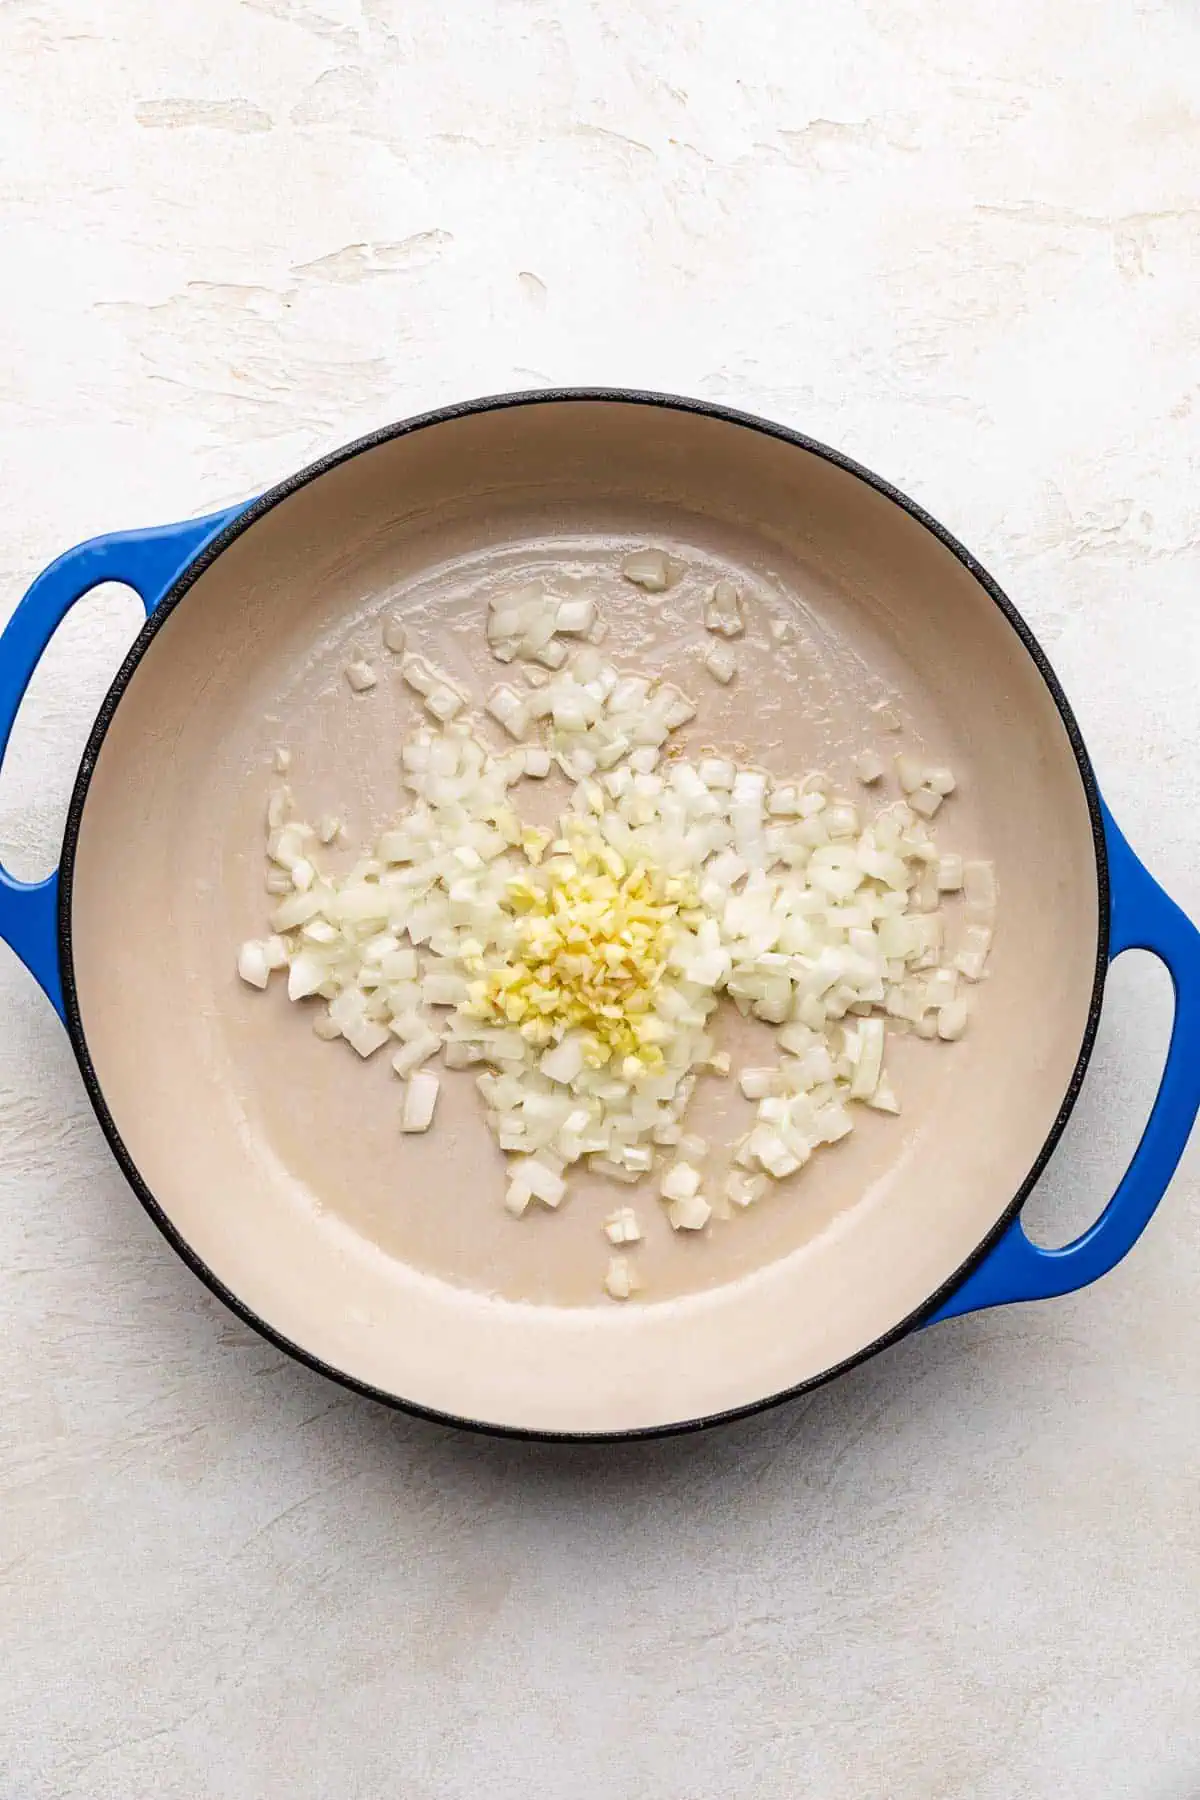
left=55, top=388, right=1111, bottom=1443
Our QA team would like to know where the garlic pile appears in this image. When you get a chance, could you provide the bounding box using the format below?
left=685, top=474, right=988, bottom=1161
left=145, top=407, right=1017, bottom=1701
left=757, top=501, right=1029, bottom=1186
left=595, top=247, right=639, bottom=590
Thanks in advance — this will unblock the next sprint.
left=239, top=556, right=996, bottom=1299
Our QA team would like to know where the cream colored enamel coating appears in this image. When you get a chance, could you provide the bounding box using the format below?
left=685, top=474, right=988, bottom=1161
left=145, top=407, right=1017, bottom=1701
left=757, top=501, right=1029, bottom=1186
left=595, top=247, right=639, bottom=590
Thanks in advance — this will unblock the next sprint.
left=68, top=401, right=1099, bottom=1434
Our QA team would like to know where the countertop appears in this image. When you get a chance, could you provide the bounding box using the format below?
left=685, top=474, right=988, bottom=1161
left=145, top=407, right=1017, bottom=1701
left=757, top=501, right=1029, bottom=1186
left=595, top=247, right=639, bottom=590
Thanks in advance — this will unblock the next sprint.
left=2, top=2, right=1199, bottom=1796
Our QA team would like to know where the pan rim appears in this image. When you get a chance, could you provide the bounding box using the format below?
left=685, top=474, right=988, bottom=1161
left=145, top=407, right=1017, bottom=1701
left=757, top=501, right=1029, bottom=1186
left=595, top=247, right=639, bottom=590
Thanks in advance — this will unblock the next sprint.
left=56, top=387, right=1110, bottom=1442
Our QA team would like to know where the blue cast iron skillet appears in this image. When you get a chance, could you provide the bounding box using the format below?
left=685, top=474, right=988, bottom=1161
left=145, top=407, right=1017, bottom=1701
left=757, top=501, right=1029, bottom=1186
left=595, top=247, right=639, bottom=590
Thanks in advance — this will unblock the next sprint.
left=1, top=390, right=1196, bottom=1439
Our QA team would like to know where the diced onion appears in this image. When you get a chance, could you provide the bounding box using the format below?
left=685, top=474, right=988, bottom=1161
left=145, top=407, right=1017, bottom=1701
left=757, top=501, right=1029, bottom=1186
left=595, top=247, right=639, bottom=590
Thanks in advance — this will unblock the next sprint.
left=849, top=1018, right=885, bottom=1099
left=237, top=940, right=271, bottom=989
left=937, top=998, right=968, bottom=1040
left=401, top=1070, right=440, bottom=1132
left=393, top=1033, right=441, bottom=1075
left=699, top=758, right=735, bottom=789
left=725, top=1171, right=768, bottom=1208
left=963, top=860, right=997, bottom=909
left=738, top=1068, right=778, bottom=1100
left=894, top=753, right=924, bottom=793
left=238, top=562, right=995, bottom=1300
left=486, top=684, right=529, bottom=739
left=605, top=1254, right=637, bottom=1298
left=287, top=953, right=327, bottom=1001
left=666, top=1190, right=711, bottom=1230
left=704, top=580, right=744, bottom=637
left=604, top=1207, right=642, bottom=1245
left=955, top=923, right=992, bottom=981
left=661, top=1162, right=701, bottom=1202
left=556, top=597, right=596, bottom=635
left=701, top=641, right=737, bottom=685
left=511, top=1156, right=566, bottom=1208
left=621, top=549, right=672, bottom=592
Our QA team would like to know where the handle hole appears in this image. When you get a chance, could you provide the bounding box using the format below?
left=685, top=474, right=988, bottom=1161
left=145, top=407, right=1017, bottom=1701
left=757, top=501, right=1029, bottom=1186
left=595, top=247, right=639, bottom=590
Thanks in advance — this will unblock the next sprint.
left=1022, top=948, right=1173, bottom=1249
left=0, top=581, right=144, bottom=882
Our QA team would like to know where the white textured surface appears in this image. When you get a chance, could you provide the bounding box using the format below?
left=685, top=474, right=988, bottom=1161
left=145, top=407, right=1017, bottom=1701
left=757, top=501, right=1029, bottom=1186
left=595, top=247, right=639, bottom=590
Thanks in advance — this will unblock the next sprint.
left=2, top=2, right=1199, bottom=1795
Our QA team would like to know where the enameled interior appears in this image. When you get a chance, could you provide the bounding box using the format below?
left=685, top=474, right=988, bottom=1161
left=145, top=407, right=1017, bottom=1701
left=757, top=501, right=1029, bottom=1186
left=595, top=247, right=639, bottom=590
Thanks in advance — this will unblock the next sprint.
left=69, top=401, right=1100, bottom=1433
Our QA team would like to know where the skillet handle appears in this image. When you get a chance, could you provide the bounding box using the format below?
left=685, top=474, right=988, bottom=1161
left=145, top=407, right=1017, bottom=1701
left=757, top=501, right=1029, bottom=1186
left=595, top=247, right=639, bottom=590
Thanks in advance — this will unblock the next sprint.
left=0, top=507, right=244, bottom=1019
left=930, top=799, right=1200, bottom=1324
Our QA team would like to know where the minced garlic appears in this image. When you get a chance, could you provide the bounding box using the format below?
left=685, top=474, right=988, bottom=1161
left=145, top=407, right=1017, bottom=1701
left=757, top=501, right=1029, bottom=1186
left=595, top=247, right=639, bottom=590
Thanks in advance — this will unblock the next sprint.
left=462, top=821, right=706, bottom=1075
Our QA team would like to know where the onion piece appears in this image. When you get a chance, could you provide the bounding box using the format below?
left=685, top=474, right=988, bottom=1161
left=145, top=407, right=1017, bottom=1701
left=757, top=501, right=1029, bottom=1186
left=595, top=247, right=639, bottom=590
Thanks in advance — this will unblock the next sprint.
left=510, top=1156, right=566, bottom=1208
left=656, top=684, right=697, bottom=729
left=393, top=1032, right=440, bottom=1075
left=666, top=1191, right=711, bottom=1231
left=347, top=1018, right=391, bottom=1058
left=738, top=1068, right=779, bottom=1100
left=237, top=940, right=271, bottom=989
left=699, top=758, right=735, bottom=789
left=955, top=924, right=992, bottom=981
left=540, top=1037, right=586, bottom=1085
left=963, top=860, right=997, bottom=909
left=590, top=1155, right=641, bottom=1185
left=620, top=548, right=672, bottom=592
left=401, top=1070, right=440, bottom=1132
left=894, top=753, right=924, bottom=794
left=701, top=641, right=737, bottom=685
left=486, top=685, right=529, bottom=739
left=401, top=655, right=468, bottom=723
left=937, top=998, right=968, bottom=1040
left=604, top=1207, right=642, bottom=1245
left=425, top=685, right=465, bottom=723
left=604, top=1255, right=637, bottom=1299
left=660, top=1162, right=701, bottom=1202
left=724, top=1172, right=768, bottom=1209
left=287, top=953, right=328, bottom=1001
left=556, top=597, right=596, bottom=635
left=704, top=580, right=744, bottom=637
left=849, top=1018, right=885, bottom=1099
left=867, top=1076, right=900, bottom=1114
left=505, top=1175, right=533, bottom=1216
